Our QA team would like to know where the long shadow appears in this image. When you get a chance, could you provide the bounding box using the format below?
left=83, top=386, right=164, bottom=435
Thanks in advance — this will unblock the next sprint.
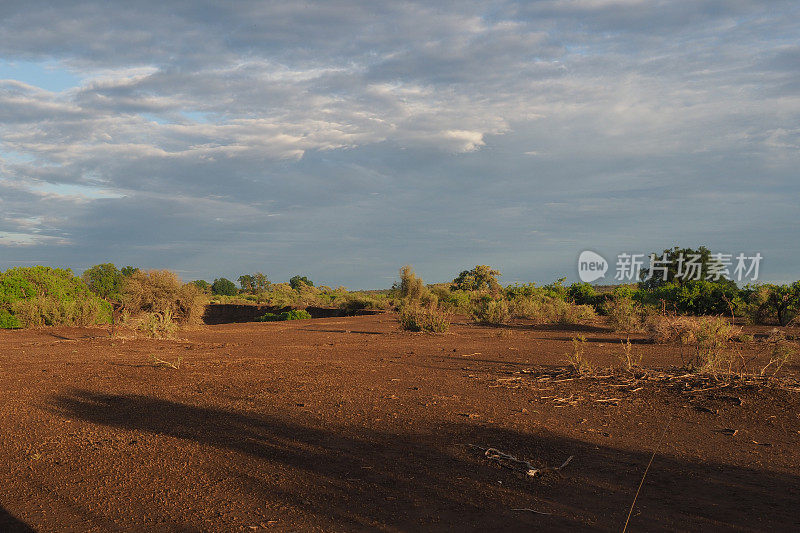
left=49, top=390, right=800, bottom=532
left=550, top=336, right=653, bottom=345
left=478, top=323, right=613, bottom=333
left=0, top=505, right=34, bottom=533
left=299, top=328, right=383, bottom=335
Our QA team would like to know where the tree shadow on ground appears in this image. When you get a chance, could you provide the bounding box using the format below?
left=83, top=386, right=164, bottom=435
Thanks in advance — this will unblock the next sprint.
left=50, top=390, right=800, bottom=532
left=476, top=323, right=613, bottom=334
left=0, top=505, right=34, bottom=533
left=550, top=336, right=653, bottom=344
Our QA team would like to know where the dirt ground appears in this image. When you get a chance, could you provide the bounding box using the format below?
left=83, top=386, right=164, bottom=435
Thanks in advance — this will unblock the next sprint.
left=1, top=314, right=799, bottom=532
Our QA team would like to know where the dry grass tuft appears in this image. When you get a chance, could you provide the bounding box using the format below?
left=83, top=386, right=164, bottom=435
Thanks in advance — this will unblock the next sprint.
left=615, top=337, right=642, bottom=371
left=566, top=335, right=593, bottom=374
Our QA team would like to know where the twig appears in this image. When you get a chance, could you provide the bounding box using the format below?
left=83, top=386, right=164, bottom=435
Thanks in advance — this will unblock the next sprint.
left=465, top=444, right=573, bottom=478
left=149, top=354, right=182, bottom=369
left=622, top=416, right=673, bottom=533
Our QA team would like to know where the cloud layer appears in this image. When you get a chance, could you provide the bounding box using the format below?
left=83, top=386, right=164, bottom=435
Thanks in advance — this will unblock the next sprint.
left=1, top=1, right=798, bottom=286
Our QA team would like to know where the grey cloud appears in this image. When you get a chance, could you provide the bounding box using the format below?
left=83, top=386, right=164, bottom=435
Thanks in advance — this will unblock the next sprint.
left=0, top=1, right=798, bottom=286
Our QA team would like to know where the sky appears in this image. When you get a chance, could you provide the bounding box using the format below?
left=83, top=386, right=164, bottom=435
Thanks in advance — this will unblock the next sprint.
left=0, top=1, right=798, bottom=288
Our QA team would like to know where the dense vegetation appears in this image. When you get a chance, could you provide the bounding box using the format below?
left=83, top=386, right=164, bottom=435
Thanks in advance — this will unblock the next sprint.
left=1, top=245, right=799, bottom=331
left=0, top=267, right=112, bottom=328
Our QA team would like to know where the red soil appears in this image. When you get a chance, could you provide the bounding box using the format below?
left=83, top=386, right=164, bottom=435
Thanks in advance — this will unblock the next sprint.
left=0, top=314, right=798, bottom=532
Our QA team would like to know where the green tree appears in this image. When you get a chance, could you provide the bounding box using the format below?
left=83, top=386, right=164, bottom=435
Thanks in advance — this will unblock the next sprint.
left=82, top=263, right=123, bottom=300
left=747, top=283, right=800, bottom=326
left=253, top=272, right=270, bottom=293
left=121, top=266, right=139, bottom=277
left=451, top=265, right=501, bottom=292
left=238, top=274, right=255, bottom=293
left=212, top=277, right=238, bottom=296
left=640, top=246, right=732, bottom=290
left=191, top=280, right=211, bottom=292
left=289, top=275, right=314, bottom=290
left=567, top=282, right=597, bottom=305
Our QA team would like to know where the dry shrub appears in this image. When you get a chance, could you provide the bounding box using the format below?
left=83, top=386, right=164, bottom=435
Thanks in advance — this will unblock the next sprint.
left=646, top=315, right=740, bottom=349
left=761, top=330, right=798, bottom=377
left=647, top=314, right=799, bottom=378
left=137, top=310, right=178, bottom=338
left=471, top=297, right=510, bottom=325
left=399, top=303, right=450, bottom=333
left=605, top=297, right=645, bottom=333
left=12, top=296, right=111, bottom=327
left=510, top=296, right=596, bottom=325
left=645, top=314, right=700, bottom=344
left=566, top=303, right=597, bottom=324
left=121, top=270, right=204, bottom=323
left=693, top=317, right=742, bottom=375
left=395, top=265, right=438, bottom=311
left=647, top=315, right=741, bottom=375
left=398, top=265, right=426, bottom=300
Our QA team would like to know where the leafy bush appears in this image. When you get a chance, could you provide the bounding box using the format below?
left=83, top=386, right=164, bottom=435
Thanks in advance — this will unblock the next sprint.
left=0, top=266, right=112, bottom=328
left=430, top=285, right=472, bottom=312
left=0, top=309, right=21, bottom=329
left=398, top=303, right=450, bottom=332
left=566, top=282, right=598, bottom=305
left=542, top=277, right=568, bottom=300
left=13, top=297, right=112, bottom=328
left=612, top=285, right=639, bottom=300
left=284, top=309, right=312, bottom=320
left=255, top=309, right=312, bottom=322
left=339, top=297, right=371, bottom=315
left=643, top=280, right=741, bottom=316
left=212, top=277, right=238, bottom=296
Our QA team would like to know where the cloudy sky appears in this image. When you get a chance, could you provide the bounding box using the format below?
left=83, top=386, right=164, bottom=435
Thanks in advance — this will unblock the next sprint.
left=0, top=1, right=798, bottom=288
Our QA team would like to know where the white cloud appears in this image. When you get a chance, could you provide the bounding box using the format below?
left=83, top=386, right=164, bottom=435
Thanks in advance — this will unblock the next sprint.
left=0, top=1, right=797, bottom=285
